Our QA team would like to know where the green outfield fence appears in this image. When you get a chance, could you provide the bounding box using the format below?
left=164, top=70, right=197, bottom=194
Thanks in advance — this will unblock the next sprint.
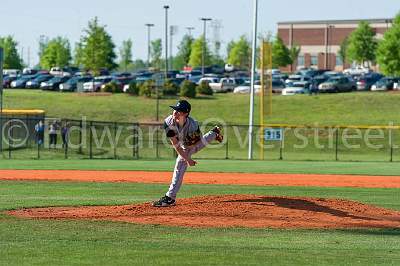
left=1, top=116, right=400, bottom=162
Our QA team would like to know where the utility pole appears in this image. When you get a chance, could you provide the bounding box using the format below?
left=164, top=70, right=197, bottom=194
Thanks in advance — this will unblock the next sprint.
left=163, top=5, right=169, bottom=79
left=200, top=17, right=212, bottom=77
left=145, top=23, right=154, bottom=69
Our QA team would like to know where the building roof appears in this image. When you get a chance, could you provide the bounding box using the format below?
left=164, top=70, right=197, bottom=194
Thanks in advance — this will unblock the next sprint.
left=278, top=18, right=393, bottom=25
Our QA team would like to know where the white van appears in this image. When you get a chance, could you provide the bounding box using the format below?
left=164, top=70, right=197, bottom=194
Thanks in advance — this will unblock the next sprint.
left=3, top=69, right=21, bottom=77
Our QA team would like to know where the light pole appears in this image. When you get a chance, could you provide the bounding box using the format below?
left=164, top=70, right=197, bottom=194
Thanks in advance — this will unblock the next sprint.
left=145, top=23, right=154, bottom=69
left=170, top=25, right=178, bottom=70
left=163, top=5, right=169, bottom=78
left=200, top=18, right=212, bottom=77
left=248, top=0, right=258, bottom=160
left=327, top=25, right=334, bottom=70
left=186, top=27, right=195, bottom=36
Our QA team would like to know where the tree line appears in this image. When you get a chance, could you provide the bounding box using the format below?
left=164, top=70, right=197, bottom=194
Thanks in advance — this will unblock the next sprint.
left=1, top=14, right=400, bottom=76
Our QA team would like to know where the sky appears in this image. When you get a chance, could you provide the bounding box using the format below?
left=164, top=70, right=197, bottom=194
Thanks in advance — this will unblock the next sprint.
left=0, top=0, right=398, bottom=67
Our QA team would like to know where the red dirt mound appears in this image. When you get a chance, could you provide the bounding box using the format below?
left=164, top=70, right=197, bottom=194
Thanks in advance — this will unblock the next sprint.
left=7, top=195, right=400, bottom=229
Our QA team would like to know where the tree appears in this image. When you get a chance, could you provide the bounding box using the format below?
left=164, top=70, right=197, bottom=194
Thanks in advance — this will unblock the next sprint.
left=377, top=14, right=400, bottom=76
left=226, top=40, right=235, bottom=58
left=150, top=38, right=162, bottom=69
left=119, top=39, right=133, bottom=71
left=289, top=44, right=300, bottom=69
left=188, top=35, right=211, bottom=67
left=346, top=21, right=378, bottom=67
left=73, top=41, right=84, bottom=67
left=40, top=37, right=71, bottom=69
left=0, top=36, right=23, bottom=69
left=174, top=34, right=194, bottom=70
left=227, top=36, right=251, bottom=69
left=338, top=36, right=349, bottom=66
left=75, top=17, right=117, bottom=74
left=271, top=37, right=292, bottom=68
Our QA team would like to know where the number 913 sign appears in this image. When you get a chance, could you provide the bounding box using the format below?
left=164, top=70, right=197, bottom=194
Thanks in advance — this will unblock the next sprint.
left=264, top=128, right=283, bottom=141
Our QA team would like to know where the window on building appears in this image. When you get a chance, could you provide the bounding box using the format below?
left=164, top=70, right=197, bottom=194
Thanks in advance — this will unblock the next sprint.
left=297, top=55, right=305, bottom=67
left=311, top=56, right=318, bottom=66
left=336, top=56, right=343, bottom=66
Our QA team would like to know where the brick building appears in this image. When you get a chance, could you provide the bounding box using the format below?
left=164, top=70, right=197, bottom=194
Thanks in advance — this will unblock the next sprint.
left=277, top=18, right=393, bottom=71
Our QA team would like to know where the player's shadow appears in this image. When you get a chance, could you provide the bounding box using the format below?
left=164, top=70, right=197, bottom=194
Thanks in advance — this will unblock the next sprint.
left=228, top=197, right=378, bottom=221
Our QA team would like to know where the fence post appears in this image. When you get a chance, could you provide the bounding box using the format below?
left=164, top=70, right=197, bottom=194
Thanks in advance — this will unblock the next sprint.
left=279, top=128, right=284, bottom=160
left=114, top=122, right=117, bottom=159
left=79, top=119, right=83, bottom=154
left=389, top=127, right=393, bottom=162
left=225, top=138, right=229, bottom=159
left=89, top=121, right=93, bottom=159
left=156, top=125, right=159, bottom=159
left=8, top=119, right=12, bottom=159
left=335, top=128, right=339, bottom=161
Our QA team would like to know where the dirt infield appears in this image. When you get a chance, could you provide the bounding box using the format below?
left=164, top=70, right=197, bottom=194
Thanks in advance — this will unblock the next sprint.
left=7, top=195, right=400, bottom=229
left=3, top=170, right=400, bottom=229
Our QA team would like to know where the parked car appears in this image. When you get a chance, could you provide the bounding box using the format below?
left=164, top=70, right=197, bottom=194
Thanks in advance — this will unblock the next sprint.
left=2, top=75, right=17, bottom=88
left=3, top=69, right=21, bottom=77
left=371, top=77, right=400, bottom=91
left=281, top=82, right=307, bottom=95
left=26, top=74, right=53, bottom=89
left=209, top=77, right=245, bottom=92
left=83, top=76, right=113, bottom=92
left=40, top=76, right=70, bottom=91
left=319, top=76, right=356, bottom=93
left=343, top=66, right=371, bottom=75
left=10, top=75, right=37, bottom=88
left=198, top=77, right=220, bottom=85
left=59, top=76, right=92, bottom=92
left=356, top=73, right=384, bottom=91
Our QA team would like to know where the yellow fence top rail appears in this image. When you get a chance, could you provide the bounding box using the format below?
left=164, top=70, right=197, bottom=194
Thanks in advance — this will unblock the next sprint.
left=263, top=123, right=400, bottom=130
left=0, top=109, right=45, bottom=115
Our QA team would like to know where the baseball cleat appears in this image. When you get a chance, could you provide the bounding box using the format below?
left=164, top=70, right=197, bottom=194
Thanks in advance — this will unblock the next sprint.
left=152, top=195, right=176, bottom=207
left=212, top=126, right=223, bottom=143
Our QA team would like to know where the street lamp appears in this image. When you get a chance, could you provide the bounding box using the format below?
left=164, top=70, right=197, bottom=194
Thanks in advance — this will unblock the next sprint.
left=186, top=27, right=195, bottom=36
left=327, top=25, right=334, bottom=70
left=163, top=5, right=169, bottom=78
left=145, top=23, right=154, bottom=69
left=200, top=18, right=212, bottom=77
left=248, top=0, right=258, bottom=160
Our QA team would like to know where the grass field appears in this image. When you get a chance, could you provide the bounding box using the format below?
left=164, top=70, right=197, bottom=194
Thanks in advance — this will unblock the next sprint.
left=1, top=160, right=400, bottom=265
left=1, top=180, right=400, bottom=265
left=4, top=89, right=400, bottom=125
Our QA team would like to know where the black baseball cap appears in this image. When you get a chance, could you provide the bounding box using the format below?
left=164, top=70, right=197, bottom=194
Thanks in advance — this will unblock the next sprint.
left=169, top=100, right=191, bottom=113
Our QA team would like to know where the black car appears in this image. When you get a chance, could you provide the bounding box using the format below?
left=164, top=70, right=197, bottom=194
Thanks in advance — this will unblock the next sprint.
left=356, top=73, right=384, bottom=90
left=25, top=74, right=54, bottom=89
left=59, top=76, right=92, bottom=92
left=371, top=77, right=399, bottom=91
left=40, top=76, right=70, bottom=91
left=2, top=75, right=17, bottom=88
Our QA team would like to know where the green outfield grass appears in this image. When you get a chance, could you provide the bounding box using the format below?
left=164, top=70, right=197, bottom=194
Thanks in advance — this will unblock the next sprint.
left=4, top=89, right=400, bottom=125
left=1, top=159, right=400, bottom=176
left=0, top=180, right=399, bottom=265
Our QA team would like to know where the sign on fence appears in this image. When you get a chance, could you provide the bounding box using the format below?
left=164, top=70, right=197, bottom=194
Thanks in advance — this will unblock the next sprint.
left=264, top=128, right=283, bottom=141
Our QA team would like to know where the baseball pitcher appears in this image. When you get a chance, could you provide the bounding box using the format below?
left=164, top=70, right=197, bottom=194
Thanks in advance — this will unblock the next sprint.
left=152, top=100, right=223, bottom=207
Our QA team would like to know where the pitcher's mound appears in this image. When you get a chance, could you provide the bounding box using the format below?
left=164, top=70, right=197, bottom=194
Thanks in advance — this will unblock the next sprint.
left=7, top=195, right=400, bottom=229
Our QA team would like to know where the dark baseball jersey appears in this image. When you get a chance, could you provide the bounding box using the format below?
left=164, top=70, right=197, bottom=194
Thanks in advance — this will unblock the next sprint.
left=163, top=115, right=201, bottom=147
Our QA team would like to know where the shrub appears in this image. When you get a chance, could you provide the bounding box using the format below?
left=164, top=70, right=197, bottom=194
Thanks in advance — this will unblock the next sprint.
left=101, top=82, right=122, bottom=93
left=180, top=80, right=196, bottom=98
left=163, top=79, right=179, bottom=96
left=127, top=81, right=139, bottom=95
left=196, top=81, right=213, bottom=95
left=139, top=80, right=154, bottom=97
